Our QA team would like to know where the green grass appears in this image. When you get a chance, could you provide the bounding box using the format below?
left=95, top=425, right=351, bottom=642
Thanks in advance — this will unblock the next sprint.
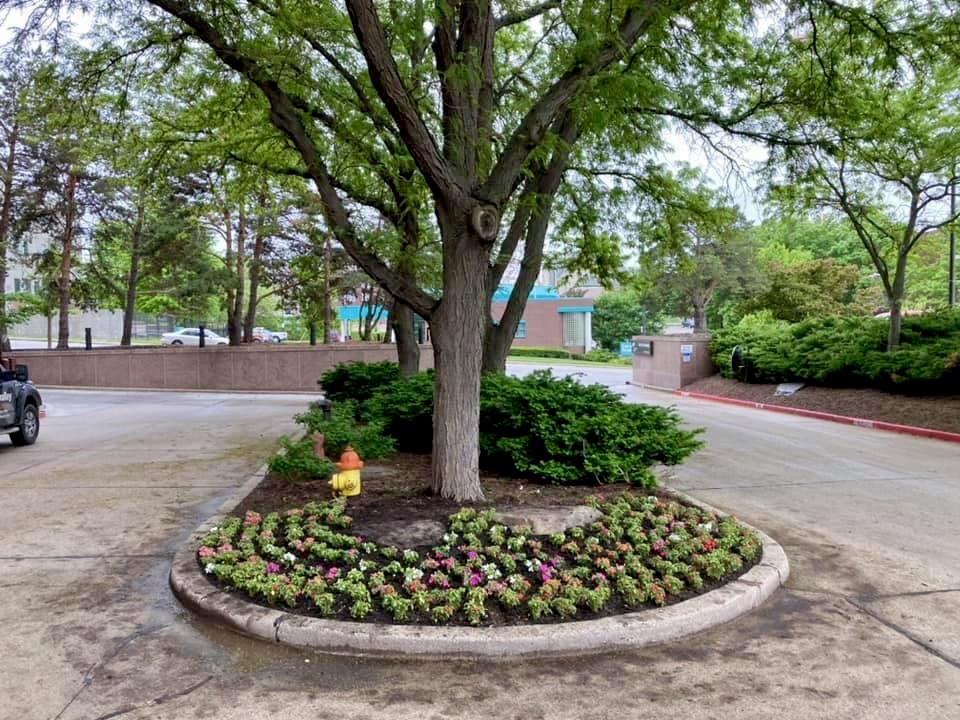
left=506, top=354, right=632, bottom=368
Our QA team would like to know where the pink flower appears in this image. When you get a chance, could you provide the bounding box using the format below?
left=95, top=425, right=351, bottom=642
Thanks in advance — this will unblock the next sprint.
left=469, top=572, right=483, bottom=586
left=466, top=550, right=478, bottom=560
left=198, top=547, right=215, bottom=558
left=325, top=567, right=340, bottom=581
left=216, top=543, right=233, bottom=554
left=266, top=562, right=281, bottom=574
left=243, top=511, right=262, bottom=526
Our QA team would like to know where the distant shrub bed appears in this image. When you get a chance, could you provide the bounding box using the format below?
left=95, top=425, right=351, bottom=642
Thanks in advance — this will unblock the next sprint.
left=711, top=311, right=960, bottom=392
left=316, top=363, right=702, bottom=487
left=508, top=347, right=574, bottom=359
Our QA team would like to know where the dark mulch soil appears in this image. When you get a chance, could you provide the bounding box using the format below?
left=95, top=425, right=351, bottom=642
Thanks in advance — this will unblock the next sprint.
left=682, top=374, right=960, bottom=434
left=236, top=452, right=632, bottom=523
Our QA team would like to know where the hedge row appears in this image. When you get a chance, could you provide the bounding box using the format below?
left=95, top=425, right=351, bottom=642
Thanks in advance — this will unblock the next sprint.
left=711, top=311, right=960, bottom=393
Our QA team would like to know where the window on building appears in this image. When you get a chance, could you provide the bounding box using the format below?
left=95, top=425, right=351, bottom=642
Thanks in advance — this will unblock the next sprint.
left=14, top=278, right=21, bottom=293
left=563, top=313, right=584, bottom=347
left=514, top=320, right=527, bottom=339
left=32, top=280, right=41, bottom=294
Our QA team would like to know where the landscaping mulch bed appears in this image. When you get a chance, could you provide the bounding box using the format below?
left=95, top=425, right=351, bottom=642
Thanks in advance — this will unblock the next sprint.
left=236, top=452, right=633, bottom=525
left=681, top=374, right=960, bottom=435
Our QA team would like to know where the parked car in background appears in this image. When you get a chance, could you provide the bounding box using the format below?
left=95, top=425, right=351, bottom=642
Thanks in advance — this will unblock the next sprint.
left=161, top=328, right=229, bottom=346
left=253, top=326, right=287, bottom=343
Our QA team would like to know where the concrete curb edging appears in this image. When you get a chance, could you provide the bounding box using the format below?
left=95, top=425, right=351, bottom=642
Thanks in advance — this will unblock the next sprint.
left=674, top=390, right=960, bottom=444
left=170, top=475, right=789, bottom=659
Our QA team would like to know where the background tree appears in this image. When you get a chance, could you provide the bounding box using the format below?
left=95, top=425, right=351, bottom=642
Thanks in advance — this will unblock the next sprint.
left=639, top=172, right=757, bottom=332
left=592, top=288, right=664, bottom=351
left=763, top=14, right=960, bottom=349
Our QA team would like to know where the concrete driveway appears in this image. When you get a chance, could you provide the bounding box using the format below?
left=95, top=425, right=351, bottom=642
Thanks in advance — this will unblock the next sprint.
left=2, top=380, right=959, bottom=719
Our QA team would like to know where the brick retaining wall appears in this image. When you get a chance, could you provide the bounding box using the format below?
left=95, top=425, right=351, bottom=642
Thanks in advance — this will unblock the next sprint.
left=8, top=344, right=433, bottom=392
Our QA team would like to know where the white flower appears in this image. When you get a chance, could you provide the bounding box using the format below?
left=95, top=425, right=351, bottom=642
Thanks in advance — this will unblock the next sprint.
left=283, top=552, right=297, bottom=563
left=204, top=563, right=216, bottom=575
left=404, top=567, right=424, bottom=582
left=482, top=563, right=501, bottom=580
left=668, top=533, right=681, bottom=543
left=699, top=522, right=713, bottom=533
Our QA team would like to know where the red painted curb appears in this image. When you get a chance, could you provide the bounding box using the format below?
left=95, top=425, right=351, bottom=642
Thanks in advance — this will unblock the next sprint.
left=674, top=390, right=960, bottom=444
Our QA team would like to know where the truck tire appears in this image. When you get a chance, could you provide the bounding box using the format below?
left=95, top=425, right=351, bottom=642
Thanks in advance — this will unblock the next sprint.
left=10, top=402, right=39, bottom=446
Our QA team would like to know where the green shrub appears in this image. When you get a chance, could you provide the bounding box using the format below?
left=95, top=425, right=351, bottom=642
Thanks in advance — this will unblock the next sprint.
left=361, top=371, right=435, bottom=452
left=507, top=347, right=573, bottom=359
left=268, top=436, right=335, bottom=480
left=319, top=361, right=400, bottom=405
left=479, top=371, right=703, bottom=486
left=711, top=310, right=960, bottom=392
left=295, top=400, right=395, bottom=460
left=353, top=366, right=704, bottom=485
left=583, top=349, right=620, bottom=363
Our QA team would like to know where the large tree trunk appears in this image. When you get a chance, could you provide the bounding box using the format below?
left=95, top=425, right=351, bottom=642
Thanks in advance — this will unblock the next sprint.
left=57, top=173, right=78, bottom=350
left=481, top=113, right=577, bottom=373
left=392, top=299, right=419, bottom=377
left=430, top=219, right=488, bottom=502
left=120, top=202, right=145, bottom=346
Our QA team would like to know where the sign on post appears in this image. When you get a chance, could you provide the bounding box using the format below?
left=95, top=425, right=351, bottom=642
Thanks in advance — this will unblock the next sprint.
left=680, top=343, right=694, bottom=363
left=633, top=340, right=654, bottom=356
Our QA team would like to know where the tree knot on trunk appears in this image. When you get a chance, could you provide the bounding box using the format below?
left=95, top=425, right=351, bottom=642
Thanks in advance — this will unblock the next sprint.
left=470, top=204, right=500, bottom=244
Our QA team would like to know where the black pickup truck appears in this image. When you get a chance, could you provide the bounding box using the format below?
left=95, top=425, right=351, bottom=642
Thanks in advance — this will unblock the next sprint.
left=0, top=361, right=41, bottom=446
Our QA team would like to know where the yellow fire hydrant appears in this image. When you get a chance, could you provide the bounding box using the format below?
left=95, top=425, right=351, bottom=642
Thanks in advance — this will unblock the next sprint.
left=329, top=446, right=363, bottom=497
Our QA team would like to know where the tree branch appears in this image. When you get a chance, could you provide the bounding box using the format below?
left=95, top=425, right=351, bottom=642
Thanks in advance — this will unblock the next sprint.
left=345, top=0, right=462, bottom=201
left=496, top=0, right=561, bottom=30
left=480, top=0, right=673, bottom=205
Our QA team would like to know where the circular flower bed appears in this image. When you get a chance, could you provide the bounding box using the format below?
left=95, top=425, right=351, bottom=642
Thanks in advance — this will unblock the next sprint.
left=198, top=494, right=762, bottom=626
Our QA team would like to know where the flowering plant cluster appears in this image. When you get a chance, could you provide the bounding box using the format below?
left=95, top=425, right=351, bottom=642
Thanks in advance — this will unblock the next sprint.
left=198, top=494, right=762, bottom=626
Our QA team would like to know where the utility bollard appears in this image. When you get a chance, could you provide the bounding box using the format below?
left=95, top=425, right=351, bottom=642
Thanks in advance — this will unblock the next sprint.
left=198, top=324, right=206, bottom=348
left=85, top=328, right=92, bottom=350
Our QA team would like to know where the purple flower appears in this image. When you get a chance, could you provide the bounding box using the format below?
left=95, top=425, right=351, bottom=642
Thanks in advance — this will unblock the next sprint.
left=266, top=562, right=281, bottom=574
left=325, top=567, right=340, bottom=581
left=466, top=550, right=478, bottom=560
left=469, top=572, right=483, bottom=586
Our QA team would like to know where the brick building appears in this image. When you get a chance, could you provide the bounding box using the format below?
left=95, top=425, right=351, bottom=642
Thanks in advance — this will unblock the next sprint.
left=490, top=285, right=594, bottom=353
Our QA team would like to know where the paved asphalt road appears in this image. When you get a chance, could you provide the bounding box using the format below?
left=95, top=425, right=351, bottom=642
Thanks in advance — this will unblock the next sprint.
left=1, top=369, right=958, bottom=719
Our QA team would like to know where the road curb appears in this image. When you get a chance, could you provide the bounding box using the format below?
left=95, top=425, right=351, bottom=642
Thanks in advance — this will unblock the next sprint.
left=169, top=474, right=789, bottom=659
left=674, top=390, right=960, bottom=444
